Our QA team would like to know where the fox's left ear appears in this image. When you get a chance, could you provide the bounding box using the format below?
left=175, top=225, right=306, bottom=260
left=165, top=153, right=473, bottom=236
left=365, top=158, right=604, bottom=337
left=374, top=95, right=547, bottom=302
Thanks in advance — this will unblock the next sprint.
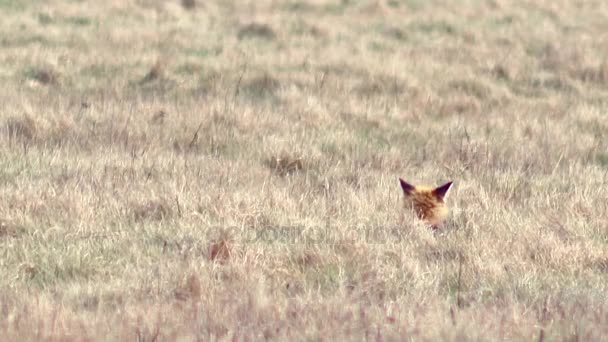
left=433, top=181, right=453, bottom=200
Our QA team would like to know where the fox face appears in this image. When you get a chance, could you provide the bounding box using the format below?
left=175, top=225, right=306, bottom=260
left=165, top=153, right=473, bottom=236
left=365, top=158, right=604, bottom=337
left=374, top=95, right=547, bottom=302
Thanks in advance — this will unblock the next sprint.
left=399, top=178, right=453, bottom=229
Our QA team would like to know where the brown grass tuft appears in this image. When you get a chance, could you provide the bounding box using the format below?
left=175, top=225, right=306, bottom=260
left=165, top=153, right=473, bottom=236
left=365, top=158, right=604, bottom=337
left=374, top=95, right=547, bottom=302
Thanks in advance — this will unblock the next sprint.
left=353, top=77, right=405, bottom=97
left=131, top=199, right=173, bottom=221
left=265, top=152, right=305, bottom=176
left=5, top=114, right=38, bottom=143
left=438, top=96, right=481, bottom=116
left=577, top=61, right=608, bottom=85
left=237, top=23, right=276, bottom=40
left=0, top=220, right=24, bottom=238
left=294, top=250, right=322, bottom=269
left=174, top=273, right=202, bottom=301
left=242, top=73, right=280, bottom=98
left=150, top=110, right=167, bottom=125
left=587, top=257, right=608, bottom=273
left=491, top=64, right=514, bottom=80
left=181, top=0, right=196, bottom=10
left=207, top=229, right=234, bottom=263
left=27, top=67, right=59, bottom=85
left=140, top=60, right=165, bottom=84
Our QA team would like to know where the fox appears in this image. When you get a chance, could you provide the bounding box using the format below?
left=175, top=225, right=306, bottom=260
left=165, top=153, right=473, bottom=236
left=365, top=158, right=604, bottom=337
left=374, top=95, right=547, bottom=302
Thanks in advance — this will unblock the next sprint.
left=399, top=178, right=453, bottom=229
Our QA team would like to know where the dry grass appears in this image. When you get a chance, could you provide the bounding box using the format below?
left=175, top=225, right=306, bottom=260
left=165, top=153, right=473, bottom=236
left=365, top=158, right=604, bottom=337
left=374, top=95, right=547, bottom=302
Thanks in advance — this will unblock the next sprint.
left=1, top=0, right=608, bottom=340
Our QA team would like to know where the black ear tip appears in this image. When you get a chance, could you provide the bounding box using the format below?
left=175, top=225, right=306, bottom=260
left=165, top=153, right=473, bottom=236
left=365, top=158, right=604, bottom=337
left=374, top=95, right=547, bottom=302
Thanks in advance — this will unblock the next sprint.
left=434, top=181, right=453, bottom=198
left=399, top=178, right=414, bottom=193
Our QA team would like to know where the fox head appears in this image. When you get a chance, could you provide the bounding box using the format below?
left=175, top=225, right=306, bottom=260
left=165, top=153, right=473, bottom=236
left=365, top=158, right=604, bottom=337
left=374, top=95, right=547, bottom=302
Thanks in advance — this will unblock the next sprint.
left=399, top=178, right=453, bottom=229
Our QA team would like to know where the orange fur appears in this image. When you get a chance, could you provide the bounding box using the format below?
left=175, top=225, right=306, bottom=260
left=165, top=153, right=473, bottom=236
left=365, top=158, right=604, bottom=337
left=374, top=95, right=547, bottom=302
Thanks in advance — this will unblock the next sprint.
left=399, top=178, right=453, bottom=229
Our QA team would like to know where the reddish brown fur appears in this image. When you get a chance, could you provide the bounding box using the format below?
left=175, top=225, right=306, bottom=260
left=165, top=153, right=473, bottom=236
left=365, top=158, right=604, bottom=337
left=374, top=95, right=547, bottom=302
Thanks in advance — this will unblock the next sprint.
left=399, top=179, right=453, bottom=229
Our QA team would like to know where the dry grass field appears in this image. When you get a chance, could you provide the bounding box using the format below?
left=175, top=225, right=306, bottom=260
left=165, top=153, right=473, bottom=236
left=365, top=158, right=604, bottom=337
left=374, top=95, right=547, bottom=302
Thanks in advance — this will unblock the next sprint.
left=1, top=0, right=608, bottom=340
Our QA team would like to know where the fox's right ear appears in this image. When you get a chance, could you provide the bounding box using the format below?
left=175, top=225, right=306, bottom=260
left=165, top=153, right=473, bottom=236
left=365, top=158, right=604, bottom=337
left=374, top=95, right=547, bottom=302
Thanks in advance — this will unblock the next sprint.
left=399, top=178, right=415, bottom=195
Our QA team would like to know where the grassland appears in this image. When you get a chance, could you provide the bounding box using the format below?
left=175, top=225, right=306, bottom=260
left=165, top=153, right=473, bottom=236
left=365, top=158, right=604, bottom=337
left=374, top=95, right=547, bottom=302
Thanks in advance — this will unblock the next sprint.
left=0, top=0, right=607, bottom=340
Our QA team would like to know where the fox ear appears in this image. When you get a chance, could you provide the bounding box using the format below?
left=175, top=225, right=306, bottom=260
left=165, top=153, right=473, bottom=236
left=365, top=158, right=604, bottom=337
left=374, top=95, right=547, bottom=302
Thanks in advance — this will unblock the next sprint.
left=399, top=178, right=415, bottom=195
left=433, top=181, right=453, bottom=200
